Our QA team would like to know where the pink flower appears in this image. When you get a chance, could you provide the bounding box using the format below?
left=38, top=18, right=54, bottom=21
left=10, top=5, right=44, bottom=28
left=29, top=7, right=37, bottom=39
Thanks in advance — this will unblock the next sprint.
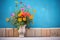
left=11, top=13, right=15, bottom=17
left=21, top=8, right=24, bottom=11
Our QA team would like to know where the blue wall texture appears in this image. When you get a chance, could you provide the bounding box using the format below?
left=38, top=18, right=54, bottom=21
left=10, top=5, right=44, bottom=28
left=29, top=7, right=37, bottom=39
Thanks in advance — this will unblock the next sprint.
left=0, top=0, right=60, bottom=28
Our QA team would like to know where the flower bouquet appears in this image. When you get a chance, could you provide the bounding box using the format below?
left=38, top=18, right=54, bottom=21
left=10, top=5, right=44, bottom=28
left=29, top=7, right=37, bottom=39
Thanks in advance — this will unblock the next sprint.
left=6, top=1, right=35, bottom=37
left=6, top=8, right=33, bottom=37
left=6, top=7, right=33, bottom=29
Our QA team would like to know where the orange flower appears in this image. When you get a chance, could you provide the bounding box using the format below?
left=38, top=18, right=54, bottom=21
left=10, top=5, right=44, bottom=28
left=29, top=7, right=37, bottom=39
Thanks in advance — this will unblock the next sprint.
left=23, top=17, right=26, bottom=21
left=18, top=11, right=23, bottom=17
left=18, top=18, right=22, bottom=22
left=18, top=13, right=22, bottom=17
left=29, top=15, right=33, bottom=20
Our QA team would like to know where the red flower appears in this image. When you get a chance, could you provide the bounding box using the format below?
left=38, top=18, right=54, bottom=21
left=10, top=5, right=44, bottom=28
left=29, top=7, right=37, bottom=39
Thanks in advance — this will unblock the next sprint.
left=20, top=11, right=31, bottom=17
left=22, top=12, right=26, bottom=17
left=26, top=12, right=31, bottom=17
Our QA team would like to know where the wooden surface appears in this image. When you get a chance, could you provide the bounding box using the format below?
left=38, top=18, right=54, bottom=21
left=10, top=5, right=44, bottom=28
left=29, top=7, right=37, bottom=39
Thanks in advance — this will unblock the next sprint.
left=0, top=28, right=60, bottom=37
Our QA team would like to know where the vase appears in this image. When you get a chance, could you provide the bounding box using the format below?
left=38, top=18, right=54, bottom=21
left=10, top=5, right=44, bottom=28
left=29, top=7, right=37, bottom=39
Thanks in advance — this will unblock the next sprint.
left=18, top=24, right=26, bottom=37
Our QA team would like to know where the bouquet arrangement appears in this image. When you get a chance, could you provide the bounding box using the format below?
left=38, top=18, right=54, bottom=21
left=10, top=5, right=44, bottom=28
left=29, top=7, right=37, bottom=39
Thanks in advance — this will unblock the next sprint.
left=6, top=6, right=33, bottom=30
left=6, top=0, right=37, bottom=30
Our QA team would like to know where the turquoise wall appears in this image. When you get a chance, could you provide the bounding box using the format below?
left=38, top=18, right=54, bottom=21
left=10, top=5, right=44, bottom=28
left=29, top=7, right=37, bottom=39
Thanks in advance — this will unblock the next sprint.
left=0, top=0, right=60, bottom=28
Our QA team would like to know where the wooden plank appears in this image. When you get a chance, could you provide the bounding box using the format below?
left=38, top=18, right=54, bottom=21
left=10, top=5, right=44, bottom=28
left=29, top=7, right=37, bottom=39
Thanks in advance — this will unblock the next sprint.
left=57, top=29, right=60, bottom=37
left=46, top=29, right=50, bottom=37
left=2, top=28, right=5, bottom=37
left=50, top=29, right=58, bottom=37
left=41, top=29, right=47, bottom=37
left=0, top=29, right=3, bottom=37
left=13, top=28, right=19, bottom=37
left=5, top=28, right=9, bottom=37
left=25, top=29, right=35, bottom=37
left=0, top=28, right=60, bottom=37
left=0, top=28, right=5, bottom=37
left=35, top=29, right=42, bottom=37
left=8, top=28, right=13, bottom=37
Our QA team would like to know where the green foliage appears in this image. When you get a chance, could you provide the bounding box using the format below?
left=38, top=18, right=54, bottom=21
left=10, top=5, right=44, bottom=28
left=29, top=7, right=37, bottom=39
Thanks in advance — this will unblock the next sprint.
left=8, top=10, right=32, bottom=30
left=6, top=2, right=33, bottom=30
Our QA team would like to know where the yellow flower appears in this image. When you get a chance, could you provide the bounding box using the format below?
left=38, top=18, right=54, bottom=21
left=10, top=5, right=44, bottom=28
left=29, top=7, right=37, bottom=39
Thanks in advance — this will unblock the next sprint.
left=18, top=13, right=22, bottom=17
left=6, top=18, right=9, bottom=22
left=33, top=9, right=36, bottom=13
left=23, top=17, right=26, bottom=21
left=18, top=18, right=22, bottom=22
left=29, top=15, right=33, bottom=20
left=18, top=11, right=23, bottom=17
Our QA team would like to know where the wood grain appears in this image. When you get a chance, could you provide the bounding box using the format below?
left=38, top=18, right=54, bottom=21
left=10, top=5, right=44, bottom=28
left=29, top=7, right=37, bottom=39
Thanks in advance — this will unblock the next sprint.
left=5, top=28, right=9, bottom=37
left=8, top=28, right=13, bottom=37
left=41, top=29, right=47, bottom=37
left=57, top=29, right=60, bottom=37
left=35, top=29, right=42, bottom=37
left=25, top=29, right=35, bottom=37
left=46, top=29, right=50, bottom=37
left=0, top=28, right=60, bottom=37
left=50, top=29, right=58, bottom=37
left=0, top=28, right=5, bottom=37
left=13, top=28, right=19, bottom=37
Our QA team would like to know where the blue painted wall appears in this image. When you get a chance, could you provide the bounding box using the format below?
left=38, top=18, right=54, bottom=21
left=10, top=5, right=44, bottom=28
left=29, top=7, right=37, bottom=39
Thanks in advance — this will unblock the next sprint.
left=0, top=0, right=60, bottom=28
